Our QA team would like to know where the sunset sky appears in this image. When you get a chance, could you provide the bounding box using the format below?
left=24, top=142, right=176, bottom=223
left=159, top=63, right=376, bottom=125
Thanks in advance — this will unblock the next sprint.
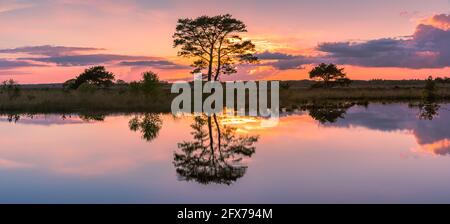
left=1, top=0, right=450, bottom=83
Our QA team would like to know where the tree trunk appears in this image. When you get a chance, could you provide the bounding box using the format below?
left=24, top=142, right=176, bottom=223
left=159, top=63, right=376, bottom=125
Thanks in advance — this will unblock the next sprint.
left=324, top=74, right=330, bottom=88
left=215, top=49, right=222, bottom=81
left=214, top=59, right=220, bottom=81
left=207, top=116, right=215, bottom=162
left=207, top=48, right=214, bottom=81
left=213, top=114, right=223, bottom=160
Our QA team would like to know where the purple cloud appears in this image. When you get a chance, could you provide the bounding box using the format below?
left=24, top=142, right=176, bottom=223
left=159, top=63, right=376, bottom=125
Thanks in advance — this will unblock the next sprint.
left=118, top=60, right=188, bottom=69
left=268, top=56, right=319, bottom=70
left=19, top=54, right=157, bottom=67
left=3, top=45, right=181, bottom=68
left=317, top=14, right=450, bottom=69
left=0, top=45, right=103, bottom=57
left=256, top=51, right=298, bottom=60
left=0, top=59, right=44, bottom=70
left=256, top=51, right=327, bottom=70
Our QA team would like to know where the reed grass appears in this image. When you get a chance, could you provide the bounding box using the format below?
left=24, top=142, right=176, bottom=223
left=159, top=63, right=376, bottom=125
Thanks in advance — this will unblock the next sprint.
left=1, top=84, right=450, bottom=113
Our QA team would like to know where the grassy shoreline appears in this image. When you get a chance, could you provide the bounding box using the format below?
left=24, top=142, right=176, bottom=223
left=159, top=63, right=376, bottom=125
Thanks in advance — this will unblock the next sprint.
left=0, top=89, right=173, bottom=113
left=1, top=84, right=450, bottom=114
left=280, top=87, right=450, bottom=102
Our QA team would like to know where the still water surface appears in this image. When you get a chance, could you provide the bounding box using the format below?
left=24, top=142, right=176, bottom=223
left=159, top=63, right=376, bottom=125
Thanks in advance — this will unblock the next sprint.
left=1, top=103, right=450, bottom=203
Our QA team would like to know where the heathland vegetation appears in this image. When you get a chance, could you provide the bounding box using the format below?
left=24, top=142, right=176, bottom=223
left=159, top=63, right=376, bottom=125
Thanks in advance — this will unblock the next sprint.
left=1, top=70, right=450, bottom=114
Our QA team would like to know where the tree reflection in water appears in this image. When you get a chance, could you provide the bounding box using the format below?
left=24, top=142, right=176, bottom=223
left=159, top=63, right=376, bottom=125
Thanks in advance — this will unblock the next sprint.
left=307, top=102, right=355, bottom=124
left=79, top=113, right=106, bottom=122
left=418, top=102, right=441, bottom=121
left=174, top=114, right=259, bottom=185
left=129, top=113, right=163, bottom=142
left=7, top=114, right=20, bottom=123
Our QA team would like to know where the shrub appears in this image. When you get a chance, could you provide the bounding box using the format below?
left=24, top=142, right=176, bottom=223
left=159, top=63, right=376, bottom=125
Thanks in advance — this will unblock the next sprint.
left=128, top=71, right=161, bottom=94
left=77, top=82, right=97, bottom=93
left=141, top=71, right=160, bottom=94
left=63, top=79, right=77, bottom=89
left=424, top=76, right=437, bottom=100
left=335, top=78, right=352, bottom=87
left=129, top=81, right=141, bottom=93
left=115, top=79, right=127, bottom=85
left=1, top=79, right=21, bottom=99
left=280, top=82, right=291, bottom=90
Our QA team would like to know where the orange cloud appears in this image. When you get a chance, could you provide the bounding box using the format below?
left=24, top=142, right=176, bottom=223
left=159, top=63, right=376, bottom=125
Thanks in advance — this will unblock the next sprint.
left=422, top=14, right=450, bottom=31
left=413, top=139, right=450, bottom=156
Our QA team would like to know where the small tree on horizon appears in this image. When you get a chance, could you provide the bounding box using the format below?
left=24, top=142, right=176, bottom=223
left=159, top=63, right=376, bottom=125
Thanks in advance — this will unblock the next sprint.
left=129, top=71, right=161, bottom=94
left=1, top=79, right=19, bottom=91
left=141, top=71, right=161, bottom=94
left=424, top=76, right=437, bottom=101
left=70, top=66, right=115, bottom=89
left=173, top=14, right=258, bottom=81
left=1, top=79, right=20, bottom=99
left=309, top=63, right=348, bottom=88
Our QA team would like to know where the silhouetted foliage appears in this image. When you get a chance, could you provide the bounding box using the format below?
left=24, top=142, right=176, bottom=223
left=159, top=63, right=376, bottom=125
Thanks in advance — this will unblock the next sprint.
left=77, top=83, right=97, bottom=93
left=63, top=79, right=76, bottom=89
left=418, top=102, right=440, bottom=120
left=141, top=71, right=161, bottom=93
left=309, top=63, right=349, bottom=88
left=129, top=114, right=163, bottom=141
left=69, top=66, right=115, bottom=89
left=6, top=114, right=20, bottom=123
left=1, top=79, right=18, bottom=91
left=173, top=14, right=258, bottom=81
left=424, top=76, right=437, bottom=101
left=280, top=82, right=291, bottom=90
left=415, top=76, right=441, bottom=120
left=115, top=79, right=127, bottom=85
left=174, top=114, right=258, bottom=185
left=128, top=71, right=162, bottom=94
left=128, top=81, right=141, bottom=93
left=1, top=79, right=21, bottom=99
left=335, top=77, right=352, bottom=87
left=435, top=77, right=450, bottom=84
left=79, top=113, right=106, bottom=122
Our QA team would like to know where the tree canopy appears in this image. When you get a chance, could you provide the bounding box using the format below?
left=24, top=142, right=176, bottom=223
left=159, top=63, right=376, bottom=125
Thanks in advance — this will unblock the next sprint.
left=141, top=71, right=160, bottom=92
left=309, top=63, right=349, bottom=88
left=70, top=66, right=115, bottom=89
left=308, top=103, right=354, bottom=124
left=173, top=14, right=258, bottom=81
left=129, top=114, right=163, bottom=141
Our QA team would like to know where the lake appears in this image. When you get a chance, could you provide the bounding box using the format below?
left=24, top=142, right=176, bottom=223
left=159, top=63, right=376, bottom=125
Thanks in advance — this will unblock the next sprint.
left=1, top=103, right=450, bottom=204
